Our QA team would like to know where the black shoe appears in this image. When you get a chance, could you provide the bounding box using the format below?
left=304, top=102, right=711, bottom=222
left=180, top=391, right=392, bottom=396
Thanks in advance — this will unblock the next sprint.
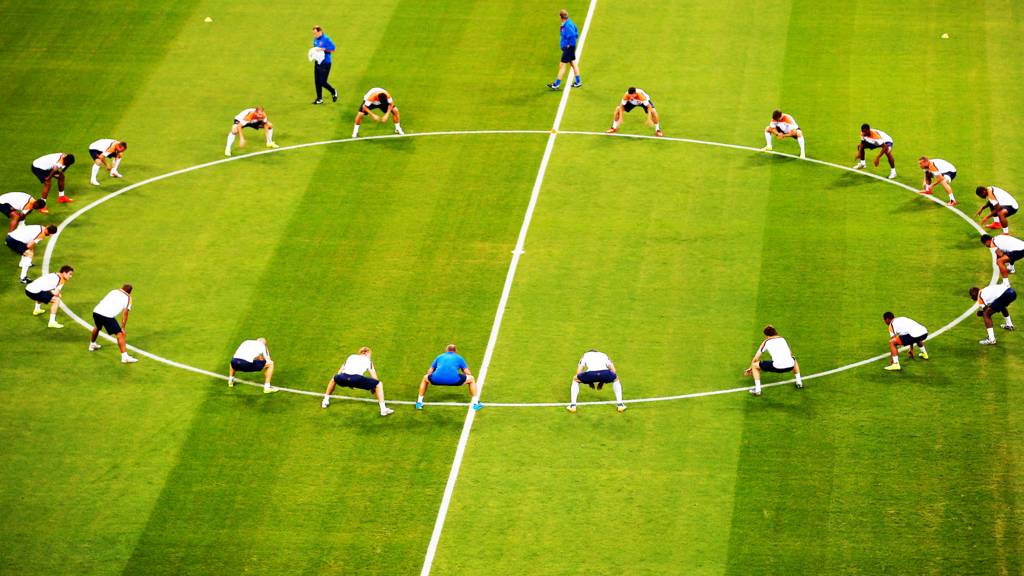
left=546, top=82, right=561, bottom=91
left=572, top=80, right=582, bottom=88
left=312, top=99, right=324, bottom=105
left=19, top=277, right=30, bottom=284
left=331, top=91, right=338, bottom=103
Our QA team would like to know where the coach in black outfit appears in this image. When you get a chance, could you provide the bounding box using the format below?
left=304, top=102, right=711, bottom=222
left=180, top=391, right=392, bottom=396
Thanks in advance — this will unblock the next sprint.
left=311, top=25, right=337, bottom=104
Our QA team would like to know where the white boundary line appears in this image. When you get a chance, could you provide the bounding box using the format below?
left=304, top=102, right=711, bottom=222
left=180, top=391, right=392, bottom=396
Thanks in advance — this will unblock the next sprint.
left=41, top=129, right=996, bottom=408
left=417, top=2, right=599, bottom=573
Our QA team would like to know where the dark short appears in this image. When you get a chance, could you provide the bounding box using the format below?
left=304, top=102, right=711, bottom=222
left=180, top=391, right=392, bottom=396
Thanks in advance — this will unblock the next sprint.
left=577, top=370, right=618, bottom=385
left=359, top=101, right=389, bottom=114
left=0, top=203, right=14, bottom=217
left=88, top=149, right=108, bottom=161
left=92, top=312, right=122, bottom=336
left=898, top=333, right=927, bottom=347
left=758, top=360, right=794, bottom=373
left=428, top=372, right=467, bottom=386
left=988, top=287, right=1017, bottom=316
left=31, top=165, right=52, bottom=183
left=25, top=288, right=52, bottom=304
left=862, top=141, right=892, bottom=150
left=231, top=357, right=267, bottom=372
left=560, top=45, right=576, bottom=63
left=240, top=120, right=266, bottom=130
left=1005, top=249, right=1024, bottom=264
left=5, top=236, right=28, bottom=255
left=333, top=372, right=380, bottom=392
left=1001, top=205, right=1019, bottom=218
left=623, top=102, right=652, bottom=113
left=945, top=171, right=957, bottom=182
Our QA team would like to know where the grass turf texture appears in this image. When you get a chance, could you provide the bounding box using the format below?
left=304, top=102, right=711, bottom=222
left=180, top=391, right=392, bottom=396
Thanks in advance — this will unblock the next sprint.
left=0, top=2, right=1021, bottom=576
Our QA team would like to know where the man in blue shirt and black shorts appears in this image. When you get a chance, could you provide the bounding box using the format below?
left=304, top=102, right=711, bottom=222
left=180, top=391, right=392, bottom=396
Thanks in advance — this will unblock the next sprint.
left=311, top=25, right=337, bottom=105
left=547, top=9, right=582, bottom=90
left=416, top=343, right=483, bottom=411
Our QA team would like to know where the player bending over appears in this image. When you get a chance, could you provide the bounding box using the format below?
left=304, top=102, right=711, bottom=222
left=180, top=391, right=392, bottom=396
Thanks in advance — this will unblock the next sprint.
left=88, top=139, right=128, bottom=186
left=744, top=325, right=803, bottom=396
left=416, top=343, right=481, bottom=410
left=322, top=346, right=393, bottom=416
left=225, top=106, right=278, bottom=156
left=918, top=156, right=957, bottom=206
left=353, top=88, right=403, bottom=138
left=853, top=124, right=896, bottom=179
left=882, top=312, right=928, bottom=371
left=0, top=192, right=45, bottom=232
left=31, top=152, right=75, bottom=209
left=89, top=284, right=138, bottom=363
left=761, top=110, right=805, bottom=158
left=228, top=337, right=277, bottom=393
left=980, top=234, right=1024, bottom=284
left=971, top=283, right=1017, bottom=345
left=975, top=186, right=1018, bottom=234
left=567, top=349, right=626, bottom=413
left=6, top=224, right=57, bottom=283
left=24, top=265, right=73, bottom=328
left=607, top=87, right=663, bottom=137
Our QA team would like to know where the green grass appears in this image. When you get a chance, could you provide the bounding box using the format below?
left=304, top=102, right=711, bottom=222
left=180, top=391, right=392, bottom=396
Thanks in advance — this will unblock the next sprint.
left=1, top=1, right=1022, bottom=575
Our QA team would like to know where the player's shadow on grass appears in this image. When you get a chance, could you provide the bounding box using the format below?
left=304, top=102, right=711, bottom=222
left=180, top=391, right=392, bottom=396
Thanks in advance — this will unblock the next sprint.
left=356, top=135, right=417, bottom=154
left=741, top=153, right=798, bottom=168
left=830, top=171, right=881, bottom=188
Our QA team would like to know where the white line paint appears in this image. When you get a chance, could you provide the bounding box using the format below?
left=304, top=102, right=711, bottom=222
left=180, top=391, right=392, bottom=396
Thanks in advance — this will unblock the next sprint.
left=417, top=2, right=600, bottom=573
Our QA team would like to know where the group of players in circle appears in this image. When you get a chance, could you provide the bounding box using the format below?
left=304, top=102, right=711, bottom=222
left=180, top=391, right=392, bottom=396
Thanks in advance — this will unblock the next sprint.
left=2, top=74, right=1020, bottom=406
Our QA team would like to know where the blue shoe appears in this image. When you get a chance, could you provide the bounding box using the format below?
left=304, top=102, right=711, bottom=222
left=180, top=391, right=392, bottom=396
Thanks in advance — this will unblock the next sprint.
left=415, top=401, right=424, bottom=410
left=472, top=402, right=484, bottom=411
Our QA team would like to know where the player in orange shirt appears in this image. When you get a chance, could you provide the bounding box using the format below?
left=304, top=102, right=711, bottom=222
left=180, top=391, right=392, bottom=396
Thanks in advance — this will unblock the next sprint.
left=225, top=106, right=278, bottom=156
left=606, top=87, right=662, bottom=137
left=352, top=88, right=404, bottom=138
left=761, top=110, right=805, bottom=158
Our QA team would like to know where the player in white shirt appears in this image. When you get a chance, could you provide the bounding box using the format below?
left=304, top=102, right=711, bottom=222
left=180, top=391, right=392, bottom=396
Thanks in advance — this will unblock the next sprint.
left=974, top=186, right=1018, bottom=234
left=88, top=139, right=128, bottom=186
left=321, top=347, right=393, bottom=416
left=225, top=107, right=278, bottom=156
left=352, top=88, right=403, bottom=138
left=24, top=265, right=73, bottom=328
left=981, top=234, right=1024, bottom=282
left=0, top=192, right=45, bottom=232
left=606, top=87, right=663, bottom=137
left=88, top=284, right=138, bottom=363
left=882, top=312, right=929, bottom=371
left=853, top=124, right=896, bottom=179
left=918, top=157, right=958, bottom=206
left=5, top=224, right=57, bottom=283
left=30, top=153, right=75, bottom=209
left=762, top=110, right=805, bottom=158
left=970, top=283, right=1017, bottom=345
left=228, top=337, right=277, bottom=393
left=744, top=325, right=803, bottom=396
left=567, top=349, right=626, bottom=413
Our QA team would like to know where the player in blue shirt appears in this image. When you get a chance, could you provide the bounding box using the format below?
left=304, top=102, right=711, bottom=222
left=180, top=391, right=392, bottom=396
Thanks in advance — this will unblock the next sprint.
left=311, top=25, right=338, bottom=105
left=416, top=343, right=483, bottom=410
left=547, top=9, right=582, bottom=90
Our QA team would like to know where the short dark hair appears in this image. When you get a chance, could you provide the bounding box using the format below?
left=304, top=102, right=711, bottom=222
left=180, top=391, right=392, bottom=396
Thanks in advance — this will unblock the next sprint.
left=63, top=154, right=75, bottom=167
left=860, top=123, right=870, bottom=132
left=771, top=110, right=782, bottom=121
left=119, top=141, right=128, bottom=150
left=883, top=311, right=895, bottom=321
left=763, top=325, right=778, bottom=336
left=377, top=92, right=389, bottom=105
left=34, top=198, right=46, bottom=209
left=980, top=234, right=993, bottom=245
left=969, top=287, right=980, bottom=299
left=559, top=9, right=568, bottom=19
left=122, top=283, right=133, bottom=293
left=59, top=265, right=74, bottom=274
left=627, top=87, right=636, bottom=94
left=313, top=25, right=322, bottom=32
left=975, top=186, right=989, bottom=197
left=45, top=224, right=58, bottom=234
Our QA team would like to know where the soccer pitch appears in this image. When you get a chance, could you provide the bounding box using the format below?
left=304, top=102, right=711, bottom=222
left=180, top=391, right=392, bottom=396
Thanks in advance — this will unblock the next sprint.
left=1, top=1, right=1022, bottom=574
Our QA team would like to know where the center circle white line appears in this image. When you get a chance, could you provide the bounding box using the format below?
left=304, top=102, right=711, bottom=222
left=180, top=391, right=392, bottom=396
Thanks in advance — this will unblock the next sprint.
left=41, top=128, right=997, bottom=408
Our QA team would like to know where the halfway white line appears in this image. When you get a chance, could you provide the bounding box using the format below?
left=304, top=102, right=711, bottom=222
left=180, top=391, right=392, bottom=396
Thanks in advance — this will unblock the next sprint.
left=417, top=1, right=599, bottom=573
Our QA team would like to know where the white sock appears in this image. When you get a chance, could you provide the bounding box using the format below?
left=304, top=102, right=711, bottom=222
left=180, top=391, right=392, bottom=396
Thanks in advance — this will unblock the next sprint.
left=378, top=399, right=387, bottom=412
left=417, top=394, right=424, bottom=403
left=654, top=123, right=661, bottom=131
left=891, top=354, right=900, bottom=365
left=352, top=125, right=360, bottom=138
left=1003, top=227, right=1009, bottom=234
left=611, top=120, right=619, bottom=129
left=322, top=394, right=330, bottom=404
left=948, top=193, right=956, bottom=203
left=19, top=257, right=31, bottom=278
left=226, top=133, right=236, bottom=150
left=1005, top=316, right=1014, bottom=327
left=987, top=327, right=996, bottom=340
left=33, top=303, right=42, bottom=313
left=570, top=380, right=579, bottom=405
left=91, top=164, right=100, bottom=181
left=919, top=346, right=927, bottom=356
left=58, top=190, right=66, bottom=198
left=49, top=313, right=56, bottom=323
left=394, top=123, right=403, bottom=134
left=764, top=132, right=773, bottom=147
left=612, top=380, right=623, bottom=404
left=112, top=157, right=122, bottom=172
left=754, top=379, right=761, bottom=394
left=797, top=136, right=806, bottom=155
left=121, top=352, right=130, bottom=361
left=266, top=128, right=273, bottom=143
left=795, top=372, right=803, bottom=386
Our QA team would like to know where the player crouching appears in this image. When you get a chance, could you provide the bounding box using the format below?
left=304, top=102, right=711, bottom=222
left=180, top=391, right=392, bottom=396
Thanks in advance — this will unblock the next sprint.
left=353, top=88, right=403, bottom=138
left=606, top=87, right=663, bottom=137
left=89, top=284, right=138, bottom=363
left=853, top=124, right=896, bottom=179
left=25, top=265, right=73, bottom=328
left=6, top=223, right=57, bottom=284
left=228, top=337, right=277, bottom=393
left=225, top=106, right=278, bottom=156
left=971, top=283, right=1016, bottom=345
left=322, top=347, right=393, bottom=416
left=918, top=156, right=957, bottom=206
left=981, top=233, right=1024, bottom=282
left=744, top=325, right=803, bottom=395
left=0, top=192, right=45, bottom=232
left=567, top=349, right=626, bottom=413
left=882, top=312, right=928, bottom=371
left=88, top=139, right=128, bottom=186
left=761, top=110, right=805, bottom=158
left=975, top=186, right=1018, bottom=234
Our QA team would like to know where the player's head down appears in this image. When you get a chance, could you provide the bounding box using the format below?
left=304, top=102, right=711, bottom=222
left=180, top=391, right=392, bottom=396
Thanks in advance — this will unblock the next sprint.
left=763, top=325, right=778, bottom=336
